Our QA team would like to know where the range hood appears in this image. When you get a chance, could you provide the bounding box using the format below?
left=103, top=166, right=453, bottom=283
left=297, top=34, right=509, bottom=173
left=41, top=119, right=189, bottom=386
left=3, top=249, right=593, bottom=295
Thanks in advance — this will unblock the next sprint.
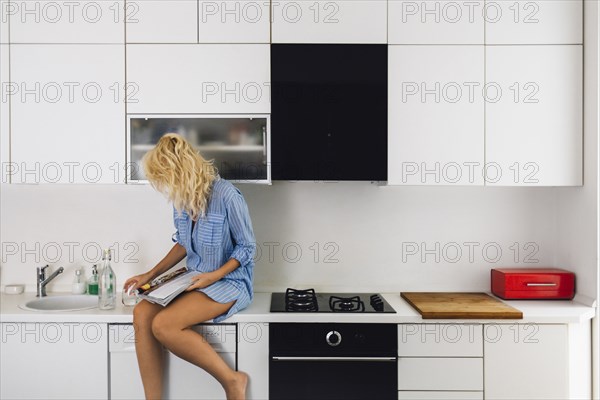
left=271, top=44, right=388, bottom=181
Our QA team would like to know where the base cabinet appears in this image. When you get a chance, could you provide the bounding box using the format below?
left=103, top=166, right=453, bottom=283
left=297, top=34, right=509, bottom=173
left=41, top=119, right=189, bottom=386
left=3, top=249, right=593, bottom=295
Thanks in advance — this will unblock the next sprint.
left=398, top=324, right=484, bottom=399
left=399, top=392, right=484, bottom=400
left=109, top=324, right=237, bottom=400
left=483, top=324, right=569, bottom=399
left=0, top=322, right=109, bottom=399
left=398, top=357, right=483, bottom=391
left=237, top=323, right=269, bottom=400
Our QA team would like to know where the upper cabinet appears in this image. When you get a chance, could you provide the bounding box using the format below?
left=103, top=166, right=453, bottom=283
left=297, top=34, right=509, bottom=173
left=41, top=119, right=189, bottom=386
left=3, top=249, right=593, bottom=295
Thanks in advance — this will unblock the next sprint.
left=485, top=0, right=582, bottom=44
left=125, top=0, right=198, bottom=43
left=388, top=0, right=484, bottom=44
left=126, top=44, right=270, bottom=114
left=8, top=0, right=124, bottom=43
left=198, top=0, right=270, bottom=43
left=0, top=45, right=8, bottom=169
left=0, top=0, right=7, bottom=43
left=271, top=1, right=387, bottom=43
left=126, top=0, right=269, bottom=44
left=388, top=0, right=582, bottom=45
left=486, top=45, right=582, bottom=186
left=10, top=45, right=125, bottom=183
left=388, top=46, right=485, bottom=185
left=128, top=115, right=270, bottom=183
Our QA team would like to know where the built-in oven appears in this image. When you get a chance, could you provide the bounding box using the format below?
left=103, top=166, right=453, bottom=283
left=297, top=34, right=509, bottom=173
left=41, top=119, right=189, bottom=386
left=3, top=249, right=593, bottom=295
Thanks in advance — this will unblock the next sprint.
left=269, top=323, right=398, bottom=400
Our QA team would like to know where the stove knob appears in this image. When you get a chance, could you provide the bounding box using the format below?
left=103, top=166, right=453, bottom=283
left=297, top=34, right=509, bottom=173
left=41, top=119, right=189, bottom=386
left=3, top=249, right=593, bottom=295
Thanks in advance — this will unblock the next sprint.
left=326, top=330, right=342, bottom=347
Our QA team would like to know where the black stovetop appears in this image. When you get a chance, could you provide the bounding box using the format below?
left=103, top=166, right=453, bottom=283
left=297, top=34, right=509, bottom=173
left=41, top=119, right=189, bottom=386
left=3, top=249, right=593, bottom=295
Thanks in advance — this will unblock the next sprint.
left=270, top=288, right=396, bottom=313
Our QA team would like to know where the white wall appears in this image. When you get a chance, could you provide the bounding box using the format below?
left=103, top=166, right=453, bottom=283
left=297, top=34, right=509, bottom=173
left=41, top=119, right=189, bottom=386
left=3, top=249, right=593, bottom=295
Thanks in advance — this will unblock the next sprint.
left=0, top=183, right=560, bottom=293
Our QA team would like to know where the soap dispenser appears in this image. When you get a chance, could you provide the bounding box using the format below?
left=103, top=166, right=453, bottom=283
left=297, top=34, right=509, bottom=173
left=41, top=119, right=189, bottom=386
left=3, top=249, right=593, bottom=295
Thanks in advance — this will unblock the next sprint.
left=72, top=268, right=87, bottom=294
left=87, top=265, right=99, bottom=295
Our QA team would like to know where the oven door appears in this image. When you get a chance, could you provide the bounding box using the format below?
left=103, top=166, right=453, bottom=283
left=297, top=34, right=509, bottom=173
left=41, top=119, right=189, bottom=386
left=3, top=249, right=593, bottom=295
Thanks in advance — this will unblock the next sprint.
left=269, top=356, right=398, bottom=400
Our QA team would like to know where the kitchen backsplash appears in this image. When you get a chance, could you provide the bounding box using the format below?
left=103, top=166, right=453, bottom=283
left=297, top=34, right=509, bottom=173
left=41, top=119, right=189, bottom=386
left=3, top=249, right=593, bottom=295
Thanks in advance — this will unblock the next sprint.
left=0, top=183, right=558, bottom=293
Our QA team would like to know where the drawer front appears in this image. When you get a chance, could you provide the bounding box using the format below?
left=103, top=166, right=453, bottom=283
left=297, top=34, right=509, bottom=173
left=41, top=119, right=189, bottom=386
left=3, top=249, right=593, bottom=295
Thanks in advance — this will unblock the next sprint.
left=399, top=391, right=483, bottom=400
left=398, top=358, right=483, bottom=391
left=109, top=324, right=237, bottom=353
left=109, top=324, right=137, bottom=352
left=398, top=324, right=483, bottom=356
left=110, top=345, right=235, bottom=400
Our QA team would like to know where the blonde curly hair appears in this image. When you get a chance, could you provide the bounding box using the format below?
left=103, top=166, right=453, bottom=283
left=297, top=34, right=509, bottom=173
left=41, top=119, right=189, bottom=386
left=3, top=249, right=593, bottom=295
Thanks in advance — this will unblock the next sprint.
left=143, top=133, right=217, bottom=220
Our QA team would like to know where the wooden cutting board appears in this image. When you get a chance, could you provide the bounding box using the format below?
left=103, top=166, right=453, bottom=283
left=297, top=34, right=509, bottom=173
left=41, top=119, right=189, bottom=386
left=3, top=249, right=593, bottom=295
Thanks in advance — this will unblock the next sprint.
left=401, top=292, right=523, bottom=319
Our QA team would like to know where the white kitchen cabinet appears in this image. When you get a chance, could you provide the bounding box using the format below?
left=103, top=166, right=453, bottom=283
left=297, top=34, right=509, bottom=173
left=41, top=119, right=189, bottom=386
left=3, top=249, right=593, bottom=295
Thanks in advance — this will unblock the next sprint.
left=485, top=0, right=582, bottom=45
left=0, top=0, right=8, bottom=43
left=125, top=0, right=197, bottom=43
left=398, top=357, right=484, bottom=391
left=0, top=44, right=8, bottom=171
left=388, top=45, right=485, bottom=185
left=199, top=0, right=270, bottom=43
left=388, top=0, right=484, bottom=44
left=399, top=392, right=483, bottom=400
left=9, top=0, right=124, bottom=43
left=484, top=324, right=569, bottom=399
left=271, top=0, right=387, bottom=43
left=485, top=45, right=582, bottom=186
left=237, top=323, right=269, bottom=400
left=10, top=45, right=125, bottom=184
left=0, top=322, right=108, bottom=399
left=127, top=44, right=270, bottom=114
left=398, top=323, right=483, bottom=356
left=109, top=324, right=237, bottom=400
left=397, top=323, right=484, bottom=398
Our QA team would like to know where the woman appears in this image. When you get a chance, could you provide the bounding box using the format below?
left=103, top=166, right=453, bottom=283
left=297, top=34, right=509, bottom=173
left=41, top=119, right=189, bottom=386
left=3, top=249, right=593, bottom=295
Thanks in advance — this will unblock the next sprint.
left=124, top=133, right=255, bottom=400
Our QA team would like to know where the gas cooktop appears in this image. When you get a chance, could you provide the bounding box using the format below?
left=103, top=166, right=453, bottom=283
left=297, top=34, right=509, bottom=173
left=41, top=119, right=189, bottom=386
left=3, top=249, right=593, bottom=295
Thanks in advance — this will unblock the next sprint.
left=270, top=288, right=396, bottom=313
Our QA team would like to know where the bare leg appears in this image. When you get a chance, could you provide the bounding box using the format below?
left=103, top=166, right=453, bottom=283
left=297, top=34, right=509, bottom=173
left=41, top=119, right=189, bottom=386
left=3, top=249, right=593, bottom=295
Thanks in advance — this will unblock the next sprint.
left=151, top=291, right=248, bottom=400
left=132, top=300, right=164, bottom=400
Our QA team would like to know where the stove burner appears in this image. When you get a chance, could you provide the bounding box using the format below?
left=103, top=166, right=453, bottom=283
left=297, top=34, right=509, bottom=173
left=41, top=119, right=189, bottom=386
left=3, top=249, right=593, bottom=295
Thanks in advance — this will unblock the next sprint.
left=370, top=294, right=384, bottom=312
left=285, top=288, right=318, bottom=312
left=329, top=295, right=365, bottom=312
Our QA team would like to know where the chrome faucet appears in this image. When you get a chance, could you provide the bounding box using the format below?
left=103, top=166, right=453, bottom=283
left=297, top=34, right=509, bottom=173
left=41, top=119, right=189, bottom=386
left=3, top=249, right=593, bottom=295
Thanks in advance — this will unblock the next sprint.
left=36, top=265, right=64, bottom=297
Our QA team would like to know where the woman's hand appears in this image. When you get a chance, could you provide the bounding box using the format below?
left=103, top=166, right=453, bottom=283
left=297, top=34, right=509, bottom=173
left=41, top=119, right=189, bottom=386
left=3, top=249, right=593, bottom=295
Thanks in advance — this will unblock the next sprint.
left=186, top=272, right=218, bottom=291
left=123, top=272, right=154, bottom=292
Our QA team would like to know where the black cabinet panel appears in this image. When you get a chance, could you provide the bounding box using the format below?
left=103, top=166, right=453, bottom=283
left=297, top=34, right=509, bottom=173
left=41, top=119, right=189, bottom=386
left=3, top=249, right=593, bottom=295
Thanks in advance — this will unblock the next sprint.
left=271, top=44, right=388, bottom=181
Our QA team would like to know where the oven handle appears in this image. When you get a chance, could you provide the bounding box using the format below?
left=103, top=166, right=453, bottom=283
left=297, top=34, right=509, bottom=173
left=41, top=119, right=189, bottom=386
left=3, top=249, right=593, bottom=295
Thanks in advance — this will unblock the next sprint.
left=271, top=356, right=397, bottom=362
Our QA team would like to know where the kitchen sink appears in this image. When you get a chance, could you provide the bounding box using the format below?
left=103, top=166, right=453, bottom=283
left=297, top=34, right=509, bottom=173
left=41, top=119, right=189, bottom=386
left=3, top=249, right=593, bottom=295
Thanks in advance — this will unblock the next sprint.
left=19, top=295, right=98, bottom=312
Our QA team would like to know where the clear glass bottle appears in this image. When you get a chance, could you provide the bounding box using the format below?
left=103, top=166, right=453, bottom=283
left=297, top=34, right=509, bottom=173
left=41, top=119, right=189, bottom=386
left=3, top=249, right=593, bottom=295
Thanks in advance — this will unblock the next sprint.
left=87, top=265, right=99, bottom=295
left=98, top=249, right=116, bottom=310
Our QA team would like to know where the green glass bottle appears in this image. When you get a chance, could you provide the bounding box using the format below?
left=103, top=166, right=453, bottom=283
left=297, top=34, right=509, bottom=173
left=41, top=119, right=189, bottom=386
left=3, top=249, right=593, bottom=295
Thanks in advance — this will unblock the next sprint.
left=87, top=265, right=99, bottom=295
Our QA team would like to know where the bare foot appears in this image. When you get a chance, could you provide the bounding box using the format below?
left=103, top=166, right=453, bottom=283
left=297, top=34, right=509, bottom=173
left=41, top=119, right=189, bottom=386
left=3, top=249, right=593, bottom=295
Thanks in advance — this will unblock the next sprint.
left=225, top=371, right=248, bottom=400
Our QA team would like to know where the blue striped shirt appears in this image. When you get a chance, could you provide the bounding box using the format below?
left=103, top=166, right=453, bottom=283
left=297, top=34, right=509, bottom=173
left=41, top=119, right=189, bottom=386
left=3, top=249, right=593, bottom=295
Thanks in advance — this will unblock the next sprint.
left=172, top=176, right=255, bottom=322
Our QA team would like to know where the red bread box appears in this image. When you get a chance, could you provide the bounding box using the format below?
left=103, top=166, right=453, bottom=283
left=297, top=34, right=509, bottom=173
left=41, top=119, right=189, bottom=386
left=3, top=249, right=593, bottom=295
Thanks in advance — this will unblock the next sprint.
left=491, top=268, right=575, bottom=300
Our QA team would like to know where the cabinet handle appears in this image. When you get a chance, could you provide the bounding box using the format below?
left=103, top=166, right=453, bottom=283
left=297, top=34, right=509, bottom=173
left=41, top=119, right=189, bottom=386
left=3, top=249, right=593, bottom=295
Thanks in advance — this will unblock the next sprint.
left=262, top=126, right=266, bottom=158
left=526, top=282, right=557, bottom=287
left=110, top=345, right=137, bottom=353
left=271, top=356, right=396, bottom=362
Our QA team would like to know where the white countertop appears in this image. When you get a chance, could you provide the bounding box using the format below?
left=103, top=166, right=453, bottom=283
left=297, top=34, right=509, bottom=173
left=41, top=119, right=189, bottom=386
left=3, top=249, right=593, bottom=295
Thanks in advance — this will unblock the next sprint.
left=0, top=292, right=595, bottom=324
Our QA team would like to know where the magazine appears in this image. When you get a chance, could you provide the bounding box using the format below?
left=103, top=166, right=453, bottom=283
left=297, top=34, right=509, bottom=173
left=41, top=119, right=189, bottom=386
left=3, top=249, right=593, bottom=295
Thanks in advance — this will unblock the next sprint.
left=137, top=267, right=201, bottom=307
